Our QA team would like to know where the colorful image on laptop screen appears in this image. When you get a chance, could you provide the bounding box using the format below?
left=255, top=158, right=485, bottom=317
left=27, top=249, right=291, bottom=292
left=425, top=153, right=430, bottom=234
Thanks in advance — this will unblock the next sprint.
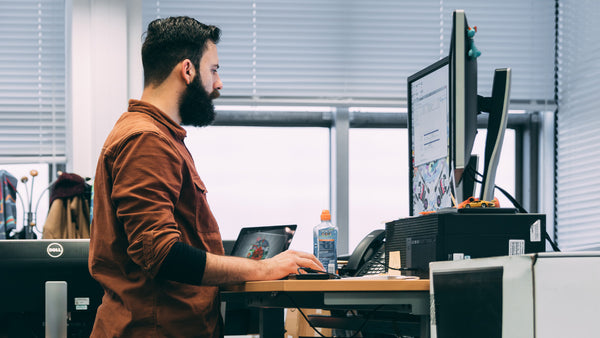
left=230, top=225, right=297, bottom=260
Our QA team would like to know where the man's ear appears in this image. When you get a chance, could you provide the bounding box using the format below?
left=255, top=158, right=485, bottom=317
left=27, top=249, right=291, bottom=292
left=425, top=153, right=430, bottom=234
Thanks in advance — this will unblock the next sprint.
left=180, top=59, right=194, bottom=85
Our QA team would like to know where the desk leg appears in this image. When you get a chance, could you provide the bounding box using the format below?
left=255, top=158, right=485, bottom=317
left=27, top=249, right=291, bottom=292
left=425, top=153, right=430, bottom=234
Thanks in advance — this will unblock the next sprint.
left=259, top=308, right=284, bottom=338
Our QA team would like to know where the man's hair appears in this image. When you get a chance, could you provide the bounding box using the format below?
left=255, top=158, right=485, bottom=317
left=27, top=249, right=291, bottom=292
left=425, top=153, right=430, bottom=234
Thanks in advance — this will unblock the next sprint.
left=141, top=16, right=221, bottom=87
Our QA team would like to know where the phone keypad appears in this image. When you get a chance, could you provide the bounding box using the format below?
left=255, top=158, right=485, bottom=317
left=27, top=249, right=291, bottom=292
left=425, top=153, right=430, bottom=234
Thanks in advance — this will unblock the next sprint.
left=356, top=247, right=386, bottom=276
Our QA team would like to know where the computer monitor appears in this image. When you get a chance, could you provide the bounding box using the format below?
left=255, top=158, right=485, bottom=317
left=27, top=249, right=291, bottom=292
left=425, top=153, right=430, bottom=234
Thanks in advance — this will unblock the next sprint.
left=0, top=239, right=103, bottom=336
left=408, top=10, right=511, bottom=214
left=408, top=57, right=452, bottom=215
left=449, top=9, right=479, bottom=203
left=478, top=68, right=511, bottom=201
left=450, top=9, right=511, bottom=202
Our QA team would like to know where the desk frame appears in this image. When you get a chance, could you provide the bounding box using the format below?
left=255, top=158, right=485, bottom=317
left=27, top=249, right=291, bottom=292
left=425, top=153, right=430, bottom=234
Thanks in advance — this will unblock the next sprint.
left=221, top=279, right=430, bottom=337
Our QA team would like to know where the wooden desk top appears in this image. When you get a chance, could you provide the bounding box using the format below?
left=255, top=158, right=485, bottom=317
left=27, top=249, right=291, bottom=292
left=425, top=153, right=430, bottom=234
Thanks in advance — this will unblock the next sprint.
left=222, top=277, right=430, bottom=293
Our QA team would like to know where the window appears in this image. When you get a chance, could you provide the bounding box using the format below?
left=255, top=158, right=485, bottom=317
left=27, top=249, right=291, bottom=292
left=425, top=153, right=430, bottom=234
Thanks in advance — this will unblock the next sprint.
left=0, top=0, right=66, bottom=236
left=184, top=126, right=329, bottom=251
left=142, top=0, right=554, bottom=105
left=349, top=128, right=408, bottom=250
left=472, top=129, right=516, bottom=208
left=142, top=0, right=555, bottom=252
left=0, top=0, right=66, bottom=163
left=556, top=0, right=600, bottom=251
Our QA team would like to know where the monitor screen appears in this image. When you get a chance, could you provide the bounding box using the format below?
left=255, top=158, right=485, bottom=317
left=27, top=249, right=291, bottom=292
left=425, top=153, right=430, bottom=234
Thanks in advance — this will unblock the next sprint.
left=230, top=225, right=297, bottom=260
left=432, top=267, right=503, bottom=338
left=408, top=57, right=452, bottom=215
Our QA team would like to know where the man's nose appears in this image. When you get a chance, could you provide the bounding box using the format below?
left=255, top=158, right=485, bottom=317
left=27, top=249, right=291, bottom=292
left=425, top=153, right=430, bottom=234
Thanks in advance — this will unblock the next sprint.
left=214, top=73, right=223, bottom=91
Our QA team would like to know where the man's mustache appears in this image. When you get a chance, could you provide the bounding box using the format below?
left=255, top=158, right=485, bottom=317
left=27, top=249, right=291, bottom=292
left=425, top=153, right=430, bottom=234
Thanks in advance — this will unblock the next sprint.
left=209, top=90, right=220, bottom=100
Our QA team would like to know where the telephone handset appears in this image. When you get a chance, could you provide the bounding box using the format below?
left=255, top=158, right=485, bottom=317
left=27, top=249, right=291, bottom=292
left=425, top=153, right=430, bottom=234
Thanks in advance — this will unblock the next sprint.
left=342, top=229, right=386, bottom=277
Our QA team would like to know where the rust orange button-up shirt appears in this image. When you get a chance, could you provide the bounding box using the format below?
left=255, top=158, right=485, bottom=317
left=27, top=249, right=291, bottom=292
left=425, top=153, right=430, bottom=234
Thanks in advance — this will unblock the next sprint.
left=89, top=100, right=224, bottom=337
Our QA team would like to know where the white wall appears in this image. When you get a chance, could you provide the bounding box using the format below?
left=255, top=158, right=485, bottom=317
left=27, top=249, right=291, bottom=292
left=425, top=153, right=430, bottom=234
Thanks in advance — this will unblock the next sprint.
left=69, top=0, right=142, bottom=177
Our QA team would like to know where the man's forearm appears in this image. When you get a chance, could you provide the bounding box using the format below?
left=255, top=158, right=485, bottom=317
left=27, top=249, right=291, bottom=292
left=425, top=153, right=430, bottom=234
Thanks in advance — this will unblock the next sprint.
left=201, top=252, right=266, bottom=285
left=156, top=243, right=264, bottom=285
left=202, top=249, right=324, bottom=285
left=157, top=242, right=324, bottom=286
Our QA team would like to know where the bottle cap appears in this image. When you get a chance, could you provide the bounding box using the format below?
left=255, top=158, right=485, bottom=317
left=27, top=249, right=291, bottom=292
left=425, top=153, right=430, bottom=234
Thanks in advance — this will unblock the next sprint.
left=320, top=209, right=331, bottom=221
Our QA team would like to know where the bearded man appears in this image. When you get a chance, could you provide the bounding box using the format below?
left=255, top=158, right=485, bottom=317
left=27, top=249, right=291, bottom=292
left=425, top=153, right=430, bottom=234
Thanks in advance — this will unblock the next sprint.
left=88, top=16, right=322, bottom=337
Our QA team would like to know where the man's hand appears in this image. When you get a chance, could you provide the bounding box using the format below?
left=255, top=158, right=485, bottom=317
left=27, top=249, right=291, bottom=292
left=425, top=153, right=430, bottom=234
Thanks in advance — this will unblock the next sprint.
left=257, top=250, right=324, bottom=280
left=202, top=250, right=324, bottom=285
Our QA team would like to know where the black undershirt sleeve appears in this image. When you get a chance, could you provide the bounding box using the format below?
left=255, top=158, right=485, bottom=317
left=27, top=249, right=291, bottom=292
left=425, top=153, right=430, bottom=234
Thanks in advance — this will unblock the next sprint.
left=157, top=241, right=207, bottom=285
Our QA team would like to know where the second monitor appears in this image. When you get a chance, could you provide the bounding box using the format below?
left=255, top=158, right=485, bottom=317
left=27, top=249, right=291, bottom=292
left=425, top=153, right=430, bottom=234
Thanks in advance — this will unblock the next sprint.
left=408, top=9, right=512, bottom=215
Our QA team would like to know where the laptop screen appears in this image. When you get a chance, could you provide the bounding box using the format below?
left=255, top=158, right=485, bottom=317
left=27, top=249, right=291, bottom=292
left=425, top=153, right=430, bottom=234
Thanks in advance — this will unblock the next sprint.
left=230, top=225, right=297, bottom=260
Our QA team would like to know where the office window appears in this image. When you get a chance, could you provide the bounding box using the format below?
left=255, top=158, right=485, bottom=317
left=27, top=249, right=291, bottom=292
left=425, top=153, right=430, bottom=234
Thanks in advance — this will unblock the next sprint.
left=141, top=0, right=554, bottom=251
left=556, top=0, right=600, bottom=251
left=349, top=128, right=408, bottom=250
left=142, top=0, right=555, bottom=106
left=471, top=129, right=516, bottom=208
left=0, top=0, right=66, bottom=163
left=184, top=126, right=329, bottom=252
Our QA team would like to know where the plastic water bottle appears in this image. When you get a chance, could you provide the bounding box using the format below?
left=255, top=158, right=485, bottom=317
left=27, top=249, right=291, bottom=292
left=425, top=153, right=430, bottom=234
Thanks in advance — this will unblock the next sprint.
left=313, top=210, right=338, bottom=274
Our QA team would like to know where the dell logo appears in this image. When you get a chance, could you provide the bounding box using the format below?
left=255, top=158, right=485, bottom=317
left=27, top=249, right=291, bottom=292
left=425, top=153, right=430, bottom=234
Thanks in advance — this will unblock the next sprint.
left=47, top=243, right=64, bottom=258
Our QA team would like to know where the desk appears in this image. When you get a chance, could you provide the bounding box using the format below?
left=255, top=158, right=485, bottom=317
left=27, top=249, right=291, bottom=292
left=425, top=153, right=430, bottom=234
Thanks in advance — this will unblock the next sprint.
left=221, top=278, right=430, bottom=337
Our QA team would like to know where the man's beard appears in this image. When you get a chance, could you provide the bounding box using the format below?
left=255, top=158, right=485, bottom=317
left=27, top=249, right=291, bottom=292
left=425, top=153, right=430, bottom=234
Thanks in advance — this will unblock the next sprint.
left=179, top=75, right=220, bottom=127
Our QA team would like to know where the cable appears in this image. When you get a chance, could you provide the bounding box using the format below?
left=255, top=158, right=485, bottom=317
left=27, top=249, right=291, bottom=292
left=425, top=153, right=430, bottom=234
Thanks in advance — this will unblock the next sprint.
left=492, top=184, right=527, bottom=213
left=282, top=292, right=384, bottom=338
left=545, top=231, right=561, bottom=252
left=464, top=166, right=560, bottom=252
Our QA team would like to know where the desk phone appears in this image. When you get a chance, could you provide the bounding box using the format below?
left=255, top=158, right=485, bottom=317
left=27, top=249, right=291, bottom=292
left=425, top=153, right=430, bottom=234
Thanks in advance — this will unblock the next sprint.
left=354, top=245, right=386, bottom=276
left=341, top=229, right=386, bottom=277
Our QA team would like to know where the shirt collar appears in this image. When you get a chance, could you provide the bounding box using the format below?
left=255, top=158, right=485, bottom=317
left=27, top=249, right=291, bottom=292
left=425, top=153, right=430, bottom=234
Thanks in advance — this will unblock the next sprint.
left=127, top=99, right=187, bottom=141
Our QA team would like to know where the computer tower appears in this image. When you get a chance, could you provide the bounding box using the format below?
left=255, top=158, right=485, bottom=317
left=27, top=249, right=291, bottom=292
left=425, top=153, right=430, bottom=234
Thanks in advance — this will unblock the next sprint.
left=385, top=211, right=546, bottom=278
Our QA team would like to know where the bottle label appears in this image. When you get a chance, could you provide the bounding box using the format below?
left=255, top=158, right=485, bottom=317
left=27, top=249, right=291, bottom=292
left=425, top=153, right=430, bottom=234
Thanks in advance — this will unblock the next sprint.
left=317, top=228, right=337, bottom=270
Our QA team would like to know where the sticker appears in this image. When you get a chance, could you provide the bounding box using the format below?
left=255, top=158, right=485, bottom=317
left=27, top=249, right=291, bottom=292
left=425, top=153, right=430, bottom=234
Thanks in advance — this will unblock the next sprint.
left=76, top=305, right=88, bottom=311
left=509, top=239, right=525, bottom=255
left=530, top=220, right=541, bottom=242
left=75, top=297, right=90, bottom=306
left=388, top=251, right=402, bottom=276
left=452, top=253, right=464, bottom=260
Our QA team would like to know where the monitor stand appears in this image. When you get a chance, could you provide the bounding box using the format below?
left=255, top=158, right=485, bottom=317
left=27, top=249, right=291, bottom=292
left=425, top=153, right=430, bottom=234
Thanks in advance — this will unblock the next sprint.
left=45, top=281, right=68, bottom=338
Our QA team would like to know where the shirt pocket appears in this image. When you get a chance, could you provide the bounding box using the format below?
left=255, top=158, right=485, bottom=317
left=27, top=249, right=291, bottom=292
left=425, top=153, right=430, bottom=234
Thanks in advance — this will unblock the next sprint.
left=192, top=180, right=224, bottom=254
left=192, top=179, right=219, bottom=234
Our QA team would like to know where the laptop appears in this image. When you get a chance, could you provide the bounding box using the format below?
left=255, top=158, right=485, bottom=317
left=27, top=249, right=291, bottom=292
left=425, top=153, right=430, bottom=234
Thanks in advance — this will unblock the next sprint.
left=229, top=225, right=297, bottom=260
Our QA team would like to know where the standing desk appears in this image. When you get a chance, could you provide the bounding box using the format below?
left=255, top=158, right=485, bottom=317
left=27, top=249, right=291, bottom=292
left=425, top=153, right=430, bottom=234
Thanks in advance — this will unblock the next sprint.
left=221, top=278, right=430, bottom=337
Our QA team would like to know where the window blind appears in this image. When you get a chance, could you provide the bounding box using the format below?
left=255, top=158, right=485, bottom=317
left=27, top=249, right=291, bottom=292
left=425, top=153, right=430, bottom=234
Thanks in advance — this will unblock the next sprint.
left=142, top=0, right=555, bottom=106
left=0, top=0, right=66, bottom=162
left=556, top=0, right=600, bottom=251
